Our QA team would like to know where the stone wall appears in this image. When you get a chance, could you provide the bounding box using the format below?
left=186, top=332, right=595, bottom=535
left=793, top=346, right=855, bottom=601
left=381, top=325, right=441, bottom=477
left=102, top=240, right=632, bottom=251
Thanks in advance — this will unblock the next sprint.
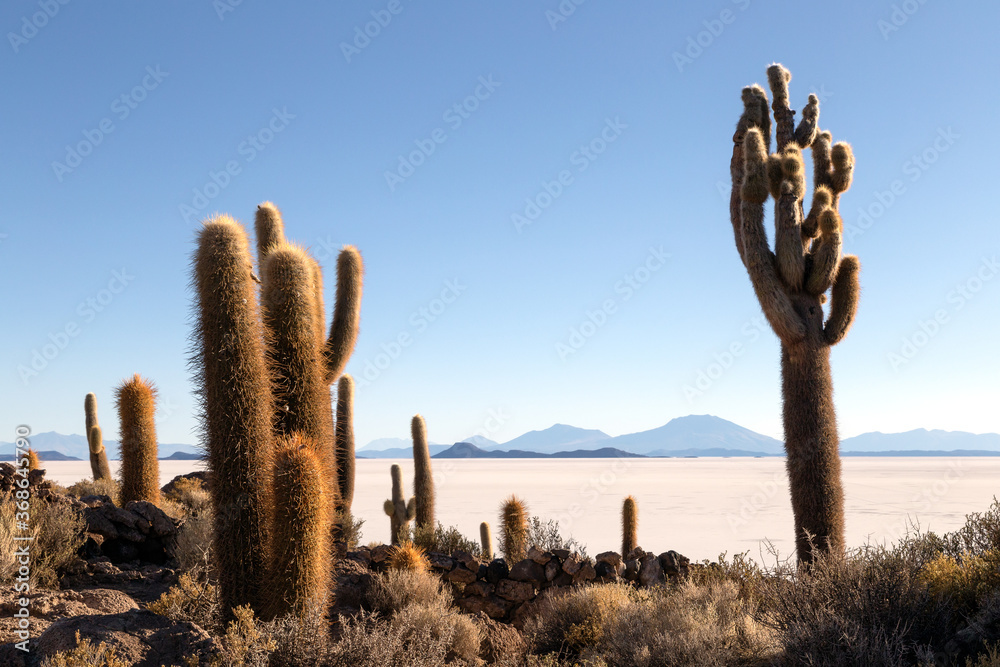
left=345, top=543, right=690, bottom=625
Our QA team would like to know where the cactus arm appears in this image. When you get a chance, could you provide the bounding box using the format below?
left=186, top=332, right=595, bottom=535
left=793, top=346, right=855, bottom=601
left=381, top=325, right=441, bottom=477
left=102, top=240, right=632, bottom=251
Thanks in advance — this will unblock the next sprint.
left=830, top=142, right=855, bottom=195
left=803, top=186, right=833, bottom=245
left=406, top=497, right=416, bottom=521
left=730, top=85, right=771, bottom=267
left=794, top=94, right=820, bottom=148
left=774, top=145, right=807, bottom=291
left=384, top=499, right=395, bottom=516
left=740, top=131, right=806, bottom=344
left=254, top=202, right=285, bottom=268
left=824, top=255, right=860, bottom=345
left=767, top=64, right=795, bottom=152
left=322, top=246, right=363, bottom=383
left=806, top=211, right=844, bottom=296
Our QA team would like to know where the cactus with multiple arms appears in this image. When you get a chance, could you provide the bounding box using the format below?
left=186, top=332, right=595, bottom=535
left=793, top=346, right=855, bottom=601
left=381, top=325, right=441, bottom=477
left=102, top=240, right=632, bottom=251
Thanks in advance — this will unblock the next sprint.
left=85, top=393, right=112, bottom=481
left=411, top=414, right=435, bottom=531
left=115, top=374, right=161, bottom=506
left=622, top=496, right=638, bottom=557
left=383, top=463, right=415, bottom=545
left=193, top=204, right=364, bottom=619
left=729, top=64, right=859, bottom=564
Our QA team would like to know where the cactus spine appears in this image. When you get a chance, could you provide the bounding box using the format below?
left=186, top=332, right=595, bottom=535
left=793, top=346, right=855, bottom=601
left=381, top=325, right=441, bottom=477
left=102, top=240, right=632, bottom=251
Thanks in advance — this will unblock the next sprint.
left=194, top=216, right=275, bottom=616
left=383, top=463, right=415, bottom=545
left=480, top=521, right=493, bottom=561
left=335, top=374, right=356, bottom=517
left=729, top=64, right=859, bottom=564
left=622, top=496, right=638, bottom=557
left=411, top=414, right=435, bottom=531
left=499, top=495, right=528, bottom=564
left=265, top=435, right=331, bottom=620
left=85, top=393, right=112, bottom=481
left=115, top=374, right=160, bottom=505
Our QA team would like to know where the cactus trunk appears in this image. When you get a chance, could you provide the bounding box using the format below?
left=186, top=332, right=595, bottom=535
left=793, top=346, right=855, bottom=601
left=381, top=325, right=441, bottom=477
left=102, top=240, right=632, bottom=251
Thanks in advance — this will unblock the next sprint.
left=335, top=374, right=356, bottom=516
left=194, top=216, right=274, bottom=617
left=116, top=374, right=160, bottom=505
left=782, top=339, right=844, bottom=561
left=264, top=436, right=331, bottom=620
left=500, top=495, right=528, bottom=564
left=412, top=415, right=435, bottom=531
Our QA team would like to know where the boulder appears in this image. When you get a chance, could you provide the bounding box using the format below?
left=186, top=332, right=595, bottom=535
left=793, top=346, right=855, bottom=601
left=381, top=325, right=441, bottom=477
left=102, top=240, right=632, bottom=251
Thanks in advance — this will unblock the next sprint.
left=495, top=579, right=535, bottom=603
left=638, top=554, right=664, bottom=588
left=463, top=581, right=494, bottom=598
left=446, top=566, right=478, bottom=584
left=427, top=553, right=456, bottom=572
left=452, top=550, right=479, bottom=571
left=527, top=546, right=551, bottom=564
left=82, top=500, right=178, bottom=565
left=509, top=558, right=546, bottom=586
left=474, top=613, right=527, bottom=664
left=596, top=551, right=623, bottom=569
left=561, top=552, right=584, bottom=576
left=659, top=550, right=690, bottom=578
left=573, top=560, right=596, bottom=584
left=33, top=609, right=221, bottom=666
left=544, top=558, right=560, bottom=582
left=486, top=559, right=509, bottom=584
left=456, top=594, right=511, bottom=619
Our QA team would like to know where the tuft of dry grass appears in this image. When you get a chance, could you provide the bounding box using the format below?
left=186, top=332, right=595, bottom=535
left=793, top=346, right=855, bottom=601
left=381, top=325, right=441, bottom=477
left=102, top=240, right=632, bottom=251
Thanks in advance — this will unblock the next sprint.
left=32, top=500, right=87, bottom=588
left=67, top=477, right=120, bottom=505
left=364, top=568, right=449, bottom=617
left=40, top=630, right=128, bottom=667
left=163, top=475, right=212, bottom=515
left=147, top=571, right=219, bottom=631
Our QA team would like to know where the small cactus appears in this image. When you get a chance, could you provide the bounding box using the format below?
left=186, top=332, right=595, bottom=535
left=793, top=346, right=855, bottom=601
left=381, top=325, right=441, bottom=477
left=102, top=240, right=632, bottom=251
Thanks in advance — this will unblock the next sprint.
left=85, top=393, right=112, bottom=482
left=499, top=495, right=528, bottom=564
left=383, top=463, right=415, bottom=545
left=622, top=496, right=638, bottom=557
left=265, top=435, right=331, bottom=620
left=115, top=374, right=160, bottom=505
left=411, top=415, right=435, bottom=531
left=26, top=449, right=40, bottom=471
left=388, top=541, right=429, bottom=572
left=480, top=522, right=493, bottom=561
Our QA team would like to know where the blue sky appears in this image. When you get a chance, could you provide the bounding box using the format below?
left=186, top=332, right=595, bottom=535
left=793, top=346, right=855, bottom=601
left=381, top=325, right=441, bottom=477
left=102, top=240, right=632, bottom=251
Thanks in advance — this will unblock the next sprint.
left=2, top=0, right=998, bottom=449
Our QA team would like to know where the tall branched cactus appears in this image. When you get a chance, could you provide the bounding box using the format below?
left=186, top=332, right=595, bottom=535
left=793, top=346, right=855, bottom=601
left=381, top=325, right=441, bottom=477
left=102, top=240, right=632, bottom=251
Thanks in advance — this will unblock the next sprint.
left=411, top=414, right=435, bottom=531
left=729, top=64, right=860, bottom=564
left=194, top=206, right=364, bottom=618
left=85, top=393, right=112, bottom=481
left=384, top=463, right=415, bottom=545
left=116, top=374, right=160, bottom=506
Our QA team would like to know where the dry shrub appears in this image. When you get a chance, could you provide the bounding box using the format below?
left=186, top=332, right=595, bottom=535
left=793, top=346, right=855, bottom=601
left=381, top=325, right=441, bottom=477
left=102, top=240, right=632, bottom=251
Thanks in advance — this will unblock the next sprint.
left=175, top=509, right=215, bottom=574
left=147, top=571, right=219, bottom=631
left=413, top=521, right=482, bottom=559
left=32, top=500, right=87, bottom=588
left=40, top=630, right=128, bottom=667
left=364, top=568, right=450, bottom=617
left=218, top=605, right=277, bottom=667
left=324, top=612, right=454, bottom=666
left=164, top=475, right=212, bottom=515
left=526, top=580, right=773, bottom=666
left=66, top=477, right=120, bottom=505
left=921, top=550, right=1000, bottom=612
left=392, top=601, right=481, bottom=663
left=758, top=544, right=954, bottom=665
left=0, top=497, right=17, bottom=584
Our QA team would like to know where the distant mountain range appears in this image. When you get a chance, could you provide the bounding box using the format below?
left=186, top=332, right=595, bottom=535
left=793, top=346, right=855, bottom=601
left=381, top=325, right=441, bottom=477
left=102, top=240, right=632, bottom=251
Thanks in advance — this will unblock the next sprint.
left=4, top=419, right=1000, bottom=462
left=0, top=431, right=199, bottom=462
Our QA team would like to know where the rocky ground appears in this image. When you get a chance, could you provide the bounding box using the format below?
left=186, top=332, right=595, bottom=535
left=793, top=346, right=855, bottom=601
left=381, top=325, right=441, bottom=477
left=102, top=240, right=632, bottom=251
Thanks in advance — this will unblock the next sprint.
left=0, top=464, right=690, bottom=666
